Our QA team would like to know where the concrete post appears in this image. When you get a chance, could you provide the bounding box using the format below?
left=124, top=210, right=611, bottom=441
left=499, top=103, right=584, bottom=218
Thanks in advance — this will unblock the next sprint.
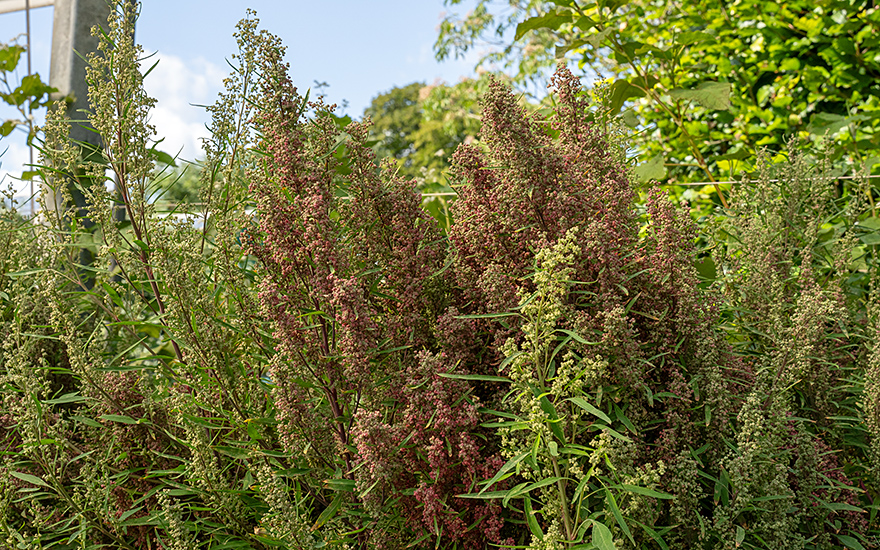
left=48, top=0, right=110, bottom=288
left=49, top=0, right=108, bottom=146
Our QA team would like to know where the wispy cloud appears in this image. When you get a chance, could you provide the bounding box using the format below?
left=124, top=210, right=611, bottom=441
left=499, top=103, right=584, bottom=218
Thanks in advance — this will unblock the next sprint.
left=0, top=51, right=224, bottom=199
left=0, top=140, right=34, bottom=203
left=143, top=52, right=225, bottom=162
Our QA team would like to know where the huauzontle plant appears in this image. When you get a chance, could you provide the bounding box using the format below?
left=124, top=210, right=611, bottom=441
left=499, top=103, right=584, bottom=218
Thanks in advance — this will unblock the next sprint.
left=0, top=2, right=878, bottom=549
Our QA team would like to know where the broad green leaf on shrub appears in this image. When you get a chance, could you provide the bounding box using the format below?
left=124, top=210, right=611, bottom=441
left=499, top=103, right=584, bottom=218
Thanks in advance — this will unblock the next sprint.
left=0, top=44, right=24, bottom=71
left=807, top=112, right=870, bottom=136
left=634, top=154, right=667, bottom=182
left=608, top=79, right=646, bottom=115
left=514, top=11, right=571, bottom=41
left=857, top=217, right=880, bottom=245
left=669, top=82, right=731, bottom=110
left=0, top=119, right=16, bottom=136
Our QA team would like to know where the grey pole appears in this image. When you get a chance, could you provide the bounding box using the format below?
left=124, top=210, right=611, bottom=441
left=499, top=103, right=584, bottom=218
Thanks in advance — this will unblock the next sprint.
left=49, top=0, right=108, bottom=147
left=48, top=0, right=110, bottom=289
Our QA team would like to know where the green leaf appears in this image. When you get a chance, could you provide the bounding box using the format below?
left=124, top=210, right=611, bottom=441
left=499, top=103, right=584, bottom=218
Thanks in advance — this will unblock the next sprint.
left=43, top=392, right=86, bottom=405
left=456, top=490, right=511, bottom=499
left=597, top=0, right=628, bottom=14
left=567, top=397, right=612, bottom=423
left=807, top=113, right=869, bottom=135
left=436, top=372, right=510, bottom=383
left=819, top=501, right=864, bottom=513
left=714, top=468, right=730, bottom=506
left=149, top=148, right=177, bottom=166
left=735, top=526, right=745, bottom=547
left=323, top=478, right=357, bottom=492
left=676, top=31, right=713, bottom=45
left=0, top=45, right=25, bottom=72
left=835, top=534, right=866, bottom=550
left=502, top=482, right=529, bottom=507
left=523, top=496, right=544, bottom=540
left=521, top=477, right=566, bottom=494
left=619, top=484, right=674, bottom=499
left=213, top=446, right=251, bottom=460
left=613, top=405, right=637, bottom=433
left=0, top=119, right=16, bottom=137
left=99, top=414, right=139, bottom=425
left=592, top=520, right=616, bottom=549
left=631, top=519, right=669, bottom=550
left=539, top=396, right=567, bottom=441
left=586, top=27, right=614, bottom=49
left=480, top=451, right=529, bottom=494
left=556, top=39, right=588, bottom=59
left=634, top=154, right=667, bottom=182
left=606, top=488, right=635, bottom=545
left=70, top=415, right=103, bottom=428
left=859, top=217, right=880, bottom=245
left=312, top=493, right=344, bottom=531
left=620, top=109, right=639, bottom=128
left=556, top=328, right=598, bottom=345
left=608, top=79, right=645, bottom=115
left=10, top=471, right=50, bottom=488
left=118, top=507, right=143, bottom=523
left=780, top=58, right=800, bottom=71
left=514, top=11, right=572, bottom=41
left=694, top=255, right=716, bottom=280
left=5, top=268, right=48, bottom=278
left=669, top=81, right=732, bottom=110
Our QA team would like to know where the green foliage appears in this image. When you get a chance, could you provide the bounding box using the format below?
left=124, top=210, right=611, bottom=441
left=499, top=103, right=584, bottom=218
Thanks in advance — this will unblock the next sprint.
left=148, top=160, right=203, bottom=205
left=0, top=41, right=57, bottom=151
left=363, top=74, right=504, bottom=228
left=435, top=0, right=880, bottom=209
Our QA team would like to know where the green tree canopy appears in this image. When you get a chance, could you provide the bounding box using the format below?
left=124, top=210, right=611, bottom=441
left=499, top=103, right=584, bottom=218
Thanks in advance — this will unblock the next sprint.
left=436, top=0, right=880, bottom=206
left=363, top=77, right=495, bottom=183
left=363, top=75, right=502, bottom=226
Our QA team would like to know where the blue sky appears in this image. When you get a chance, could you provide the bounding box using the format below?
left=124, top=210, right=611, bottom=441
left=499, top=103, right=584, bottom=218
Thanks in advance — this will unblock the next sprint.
left=0, top=0, right=484, bottom=195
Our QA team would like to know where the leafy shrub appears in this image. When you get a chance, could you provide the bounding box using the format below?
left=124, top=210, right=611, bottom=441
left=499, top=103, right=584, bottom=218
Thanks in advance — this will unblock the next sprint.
left=0, top=2, right=878, bottom=550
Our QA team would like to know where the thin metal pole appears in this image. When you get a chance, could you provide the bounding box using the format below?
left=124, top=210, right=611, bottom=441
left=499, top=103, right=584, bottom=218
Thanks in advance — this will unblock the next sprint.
left=26, top=0, right=33, bottom=215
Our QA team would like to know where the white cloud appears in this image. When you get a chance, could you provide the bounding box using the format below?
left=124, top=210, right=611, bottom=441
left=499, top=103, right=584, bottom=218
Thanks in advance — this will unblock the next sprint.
left=0, top=52, right=225, bottom=204
left=0, top=140, right=35, bottom=199
left=143, top=52, right=225, bottom=162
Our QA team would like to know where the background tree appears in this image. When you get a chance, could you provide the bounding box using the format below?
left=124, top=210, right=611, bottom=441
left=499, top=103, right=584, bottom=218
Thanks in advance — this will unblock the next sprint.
left=148, top=160, right=202, bottom=205
left=363, top=74, right=506, bottom=227
left=1, top=39, right=56, bottom=194
left=436, top=0, right=880, bottom=209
